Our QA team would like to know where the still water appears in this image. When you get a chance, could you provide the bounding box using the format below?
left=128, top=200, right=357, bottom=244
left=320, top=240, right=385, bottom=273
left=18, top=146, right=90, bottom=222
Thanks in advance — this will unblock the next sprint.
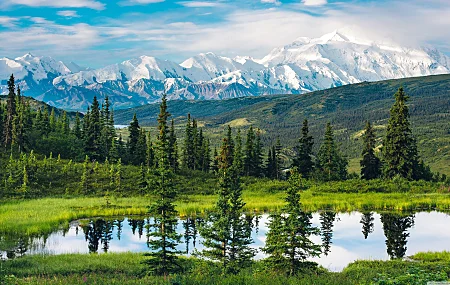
left=2, top=211, right=450, bottom=271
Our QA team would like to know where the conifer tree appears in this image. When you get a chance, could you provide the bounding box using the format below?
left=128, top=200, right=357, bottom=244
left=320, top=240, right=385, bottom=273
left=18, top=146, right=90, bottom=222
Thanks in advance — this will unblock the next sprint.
left=109, top=137, right=119, bottom=163
left=199, top=135, right=255, bottom=274
left=49, top=108, right=56, bottom=132
left=244, top=126, right=255, bottom=176
left=381, top=213, right=414, bottom=259
left=135, top=129, right=148, bottom=166
left=316, top=123, right=348, bottom=181
left=263, top=168, right=321, bottom=275
left=168, top=119, right=178, bottom=171
left=3, top=74, right=16, bottom=148
left=85, top=97, right=101, bottom=160
left=211, top=147, right=219, bottom=173
left=145, top=94, right=181, bottom=277
left=275, top=138, right=283, bottom=180
left=127, top=113, right=140, bottom=165
left=360, top=212, right=374, bottom=240
left=253, top=130, right=264, bottom=177
left=12, top=86, right=25, bottom=152
left=293, top=119, right=314, bottom=178
left=182, top=114, right=194, bottom=169
left=202, top=138, right=211, bottom=172
left=80, top=155, right=90, bottom=194
left=146, top=131, right=155, bottom=168
left=360, top=121, right=381, bottom=180
left=233, top=129, right=244, bottom=175
left=382, top=87, right=421, bottom=180
left=266, top=147, right=275, bottom=179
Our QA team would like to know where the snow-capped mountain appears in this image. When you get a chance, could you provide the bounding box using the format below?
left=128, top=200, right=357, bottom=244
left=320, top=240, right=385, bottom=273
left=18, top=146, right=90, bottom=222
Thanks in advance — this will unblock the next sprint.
left=1, top=30, right=449, bottom=111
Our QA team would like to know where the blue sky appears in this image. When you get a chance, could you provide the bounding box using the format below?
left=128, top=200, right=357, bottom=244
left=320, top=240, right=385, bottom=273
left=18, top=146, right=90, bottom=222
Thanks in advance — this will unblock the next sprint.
left=1, top=0, right=449, bottom=68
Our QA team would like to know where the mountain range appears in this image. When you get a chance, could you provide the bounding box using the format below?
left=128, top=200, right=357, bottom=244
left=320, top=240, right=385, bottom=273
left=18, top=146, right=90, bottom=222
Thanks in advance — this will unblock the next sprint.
left=1, top=29, right=450, bottom=111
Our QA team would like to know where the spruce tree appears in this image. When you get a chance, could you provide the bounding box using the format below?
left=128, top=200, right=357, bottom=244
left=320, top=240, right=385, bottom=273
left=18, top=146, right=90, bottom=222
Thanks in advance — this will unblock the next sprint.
left=127, top=113, right=140, bottom=165
left=199, top=135, right=255, bottom=274
left=233, top=129, right=244, bottom=175
left=146, top=131, right=155, bottom=168
left=275, top=138, right=283, bottom=180
left=263, top=168, right=321, bottom=275
left=168, top=119, right=178, bottom=171
left=244, top=126, right=255, bottom=176
left=211, top=147, right=219, bottom=173
left=382, top=87, right=421, bottom=180
left=85, top=97, right=101, bottom=160
left=360, top=212, right=374, bottom=240
left=145, top=94, right=181, bottom=277
left=253, top=130, right=264, bottom=177
left=293, top=119, right=314, bottom=178
left=360, top=121, right=381, bottom=180
left=3, top=74, right=16, bottom=148
left=182, top=114, right=194, bottom=169
left=316, top=123, right=348, bottom=181
left=381, top=213, right=414, bottom=259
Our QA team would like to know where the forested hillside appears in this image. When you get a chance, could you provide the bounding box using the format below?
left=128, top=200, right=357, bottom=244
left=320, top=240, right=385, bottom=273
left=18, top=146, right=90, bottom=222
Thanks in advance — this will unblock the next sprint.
left=115, top=74, right=450, bottom=174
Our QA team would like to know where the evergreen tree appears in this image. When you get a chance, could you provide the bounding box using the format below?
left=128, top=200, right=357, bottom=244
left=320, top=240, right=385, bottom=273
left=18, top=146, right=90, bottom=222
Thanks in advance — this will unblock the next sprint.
left=182, top=114, right=195, bottom=169
left=293, top=119, right=314, bottom=178
left=381, top=213, right=415, bottom=259
left=263, top=168, right=321, bottom=275
left=12, top=86, right=25, bottom=152
left=382, top=87, right=421, bottom=180
left=127, top=113, right=140, bottom=165
left=253, top=130, right=264, bottom=177
left=145, top=94, right=181, bottom=277
left=168, top=119, right=178, bottom=171
left=3, top=74, right=16, bottom=148
left=275, top=138, right=283, bottom=180
left=84, top=97, right=102, bottom=160
left=266, top=147, right=276, bottom=179
left=360, top=121, right=382, bottom=180
left=319, top=211, right=336, bottom=256
left=211, top=147, right=219, bottom=173
left=316, top=123, right=348, bottom=181
left=360, top=212, right=374, bottom=240
left=233, top=129, right=244, bottom=175
left=80, top=155, right=91, bottom=194
left=135, top=129, right=148, bottom=166
left=202, top=139, right=211, bottom=172
left=244, top=126, right=255, bottom=176
left=146, top=131, right=155, bottom=168
left=199, top=135, right=255, bottom=274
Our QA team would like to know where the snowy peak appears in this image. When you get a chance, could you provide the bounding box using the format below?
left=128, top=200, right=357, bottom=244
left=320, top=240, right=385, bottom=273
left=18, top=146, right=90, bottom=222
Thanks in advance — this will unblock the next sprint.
left=1, top=30, right=450, bottom=111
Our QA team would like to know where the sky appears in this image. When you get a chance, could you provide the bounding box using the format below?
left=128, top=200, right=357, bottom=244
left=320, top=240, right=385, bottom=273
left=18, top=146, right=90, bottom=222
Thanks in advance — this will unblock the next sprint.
left=0, top=0, right=449, bottom=68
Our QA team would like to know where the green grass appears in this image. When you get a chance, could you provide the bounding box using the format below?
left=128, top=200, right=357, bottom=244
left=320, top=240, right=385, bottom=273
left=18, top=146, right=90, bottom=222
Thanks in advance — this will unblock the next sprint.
left=1, top=189, right=450, bottom=236
left=3, top=252, right=450, bottom=285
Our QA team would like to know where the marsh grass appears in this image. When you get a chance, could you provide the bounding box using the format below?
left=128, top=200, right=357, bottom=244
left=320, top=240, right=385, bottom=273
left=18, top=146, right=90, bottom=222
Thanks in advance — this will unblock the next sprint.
left=3, top=252, right=450, bottom=285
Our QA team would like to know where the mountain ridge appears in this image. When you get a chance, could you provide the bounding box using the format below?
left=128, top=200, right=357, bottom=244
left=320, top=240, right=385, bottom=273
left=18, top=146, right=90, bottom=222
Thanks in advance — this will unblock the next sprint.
left=1, top=30, right=449, bottom=111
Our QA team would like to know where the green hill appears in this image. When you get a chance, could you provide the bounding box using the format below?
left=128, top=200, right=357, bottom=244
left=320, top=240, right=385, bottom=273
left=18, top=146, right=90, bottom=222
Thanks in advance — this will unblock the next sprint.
left=115, top=74, right=450, bottom=175
left=0, top=95, right=81, bottom=121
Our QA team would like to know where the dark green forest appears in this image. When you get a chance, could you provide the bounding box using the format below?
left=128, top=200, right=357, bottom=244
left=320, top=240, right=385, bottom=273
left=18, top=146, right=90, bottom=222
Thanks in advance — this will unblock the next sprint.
left=114, top=74, right=450, bottom=175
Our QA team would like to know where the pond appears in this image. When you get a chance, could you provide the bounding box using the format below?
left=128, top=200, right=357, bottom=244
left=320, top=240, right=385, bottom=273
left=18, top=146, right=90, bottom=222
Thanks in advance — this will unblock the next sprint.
left=1, top=211, right=450, bottom=271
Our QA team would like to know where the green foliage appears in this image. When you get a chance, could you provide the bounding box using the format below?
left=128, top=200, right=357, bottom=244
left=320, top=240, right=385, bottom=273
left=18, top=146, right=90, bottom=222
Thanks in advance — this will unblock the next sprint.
left=293, top=119, right=314, bottom=178
left=199, top=135, right=255, bottom=274
left=263, top=168, right=321, bottom=276
left=361, top=121, right=382, bottom=179
left=145, top=94, right=182, bottom=276
left=316, top=123, right=348, bottom=181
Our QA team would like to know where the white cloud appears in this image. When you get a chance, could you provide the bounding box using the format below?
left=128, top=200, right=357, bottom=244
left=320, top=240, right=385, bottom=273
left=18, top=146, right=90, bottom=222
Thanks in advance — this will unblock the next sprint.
left=118, top=0, right=164, bottom=6
left=0, top=16, right=20, bottom=28
left=261, top=0, right=281, bottom=5
left=302, top=0, right=327, bottom=6
left=2, top=0, right=105, bottom=10
left=57, top=10, right=80, bottom=18
left=178, top=1, right=222, bottom=8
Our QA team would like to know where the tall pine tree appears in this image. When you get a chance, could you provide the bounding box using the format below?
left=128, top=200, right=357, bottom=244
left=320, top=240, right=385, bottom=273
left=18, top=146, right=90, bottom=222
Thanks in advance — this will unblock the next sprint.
left=145, top=94, right=181, bottom=276
left=293, top=119, right=314, bottom=178
left=382, top=87, right=420, bottom=180
left=316, top=123, right=348, bottom=181
left=360, top=121, right=381, bottom=180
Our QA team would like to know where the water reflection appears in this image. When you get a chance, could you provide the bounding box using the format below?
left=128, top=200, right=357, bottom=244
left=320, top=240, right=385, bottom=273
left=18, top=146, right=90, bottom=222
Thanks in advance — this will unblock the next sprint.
left=1, top=211, right=449, bottom=271
left=360, top=212, right=374, bottom=239
left=380, top=213, right=415, bottom=259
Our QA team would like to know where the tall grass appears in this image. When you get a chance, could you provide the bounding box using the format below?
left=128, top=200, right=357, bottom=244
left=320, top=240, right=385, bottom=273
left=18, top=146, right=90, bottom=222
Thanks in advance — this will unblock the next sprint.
left=1, top=191, right=450, bottom=236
